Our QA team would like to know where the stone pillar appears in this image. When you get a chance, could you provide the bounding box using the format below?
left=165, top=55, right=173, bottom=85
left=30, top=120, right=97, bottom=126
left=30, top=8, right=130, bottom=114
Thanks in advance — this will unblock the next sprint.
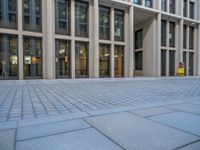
left=71, top=0, right=75, bottom=78
left=179, top=19, right=183, bottom=63
left=197, top=25, right=200, bottom=76
left=156, top=13, right=161, bottom=76
left=111, top=7, right=114, bottom=78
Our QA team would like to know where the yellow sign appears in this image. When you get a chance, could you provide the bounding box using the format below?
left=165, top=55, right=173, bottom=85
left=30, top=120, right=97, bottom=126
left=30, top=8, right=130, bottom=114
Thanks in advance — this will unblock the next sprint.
left=178, top=67, right=184, bottom=77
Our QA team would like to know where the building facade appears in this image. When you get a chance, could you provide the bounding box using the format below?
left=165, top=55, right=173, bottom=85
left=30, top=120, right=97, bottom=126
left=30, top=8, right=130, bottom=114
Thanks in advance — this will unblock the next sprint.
left=0, top=0, right=200, bottom=80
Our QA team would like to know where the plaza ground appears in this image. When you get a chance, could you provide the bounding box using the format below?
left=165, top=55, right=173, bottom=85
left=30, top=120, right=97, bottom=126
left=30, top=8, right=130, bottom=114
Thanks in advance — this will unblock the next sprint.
left=0, top=77, right=200, bottom=150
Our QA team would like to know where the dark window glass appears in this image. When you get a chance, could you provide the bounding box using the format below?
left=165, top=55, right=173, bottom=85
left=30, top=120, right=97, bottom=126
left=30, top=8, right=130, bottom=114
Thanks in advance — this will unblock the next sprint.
left=114, top=9, right=124, bottom=41
left=161, top=0, right=167, bottom=11
left=183, top=51, right=187, bottom=76
left=55, top=0, right=70, bottom=35
left=169, top=22, right=175, bottom=47
left=161, top=49, right=166, bottom=76
left=23, top=0, right=42, bottom=32
left=169, top=0, right=176, bottom=14
left=0, top=0, right=17, bottom=29
left=189, top=26, right=194, bottom=49
left=114, top=46, right=124, bottom=77
left=0, top=34, right=18, bottom=79
left=183, top=25, right=187, bottom=49
left=55, top=39, right=70, bottom=78
left=183, top=0, right=187, bottom=17
left=133, top=0, right=141, bottom=5
left=24, top=36, right=42, bottom=78
left=135, top=51, right=143, bottom=70
left=99, top=44, right=110, bottom=77
left=99, top=6, right=110, bottom=40
left=189, top=52, right=194, bottom=76
left=135, top=29, right=143, bottom=49
left=169, top=50, right=175, bottom=76
left=189, top=2, right=194, bottom=19
left=161, top=20, right=166, bottom=46
left=145, top=0, right=152, bottom=8
left=75, top=1, right=88, bottom=37
left=75, top=42, right=88, bottom=78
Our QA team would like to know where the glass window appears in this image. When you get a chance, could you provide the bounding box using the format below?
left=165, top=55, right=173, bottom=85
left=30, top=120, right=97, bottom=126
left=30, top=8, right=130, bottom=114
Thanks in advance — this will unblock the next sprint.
left=183, top=51, right=187, bottom=76
left=183, top=0, right=187, bottom=17
left=189, top=2, right=194, bottom=19
left=114, top=45, right=124, bottom=77
left=161, top=49, right=166, bottom=76
left=169, top=0, right=176, bottom=14
left=23, top=0, right=42, bottom=32
left=75, top=42, right=88, bottom=78
left=145, top=0, right=152, bottom=8
left=169, top=22, right=175, bottom=47
left=55, top=0, right=70, bottom=35
left=161, top=0, right=167, bottom=11
left=189, top=52, right=194, bottom=76
left=0, top=0, right=17, bottom=29
left=183, top=25, right=187, bottom=49
left=135, top=29, right=143, bottom=49
left=133, top=0, right=141, bottom=5
left=161, top=20, right=166, bottom=46
left=114, top=9, right=124, bottom=41
left=135, top=51, right=143, bottom=70
left=99, top=44, right=110, bottom=77
left=169, top=50, right=175, bottom=76
left=0, top=34, right=18, bottom=79
left=189, top=26, right=194, bottom=49
left=24, top=36, right=42, bottom=78
left=55, top=39, right=70, bottom=78
left=99, top=6, right=110, bottom=40
left=75, top=1, right=88, bottom=37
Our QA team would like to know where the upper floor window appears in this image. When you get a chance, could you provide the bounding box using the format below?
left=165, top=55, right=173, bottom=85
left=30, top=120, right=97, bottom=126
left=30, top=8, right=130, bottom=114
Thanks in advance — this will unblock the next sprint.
left=99, top=6, right=110, bottom=40
left=183, top=0, right=187, bottom=17
left=135, top=29, right=143, bottom=49
left=189, top=26, right=194, bottom=49
left=133, top=0, right=141, bottom=5
left=169, top=22, right=175, bottom=47
left=145, top=0, right=152, bottom=8
left=161, top=0, right=167, bottom=11
left=0, top=0, right=17, bottom=29
left=55, top=0, right=70, bottom=35
left=23, top=0, right=42, bottom=32
left=114, top=9, right=124, bottom=41
left=161, top=20, right=166, bottom=46
left=169, top=0, right=176, bottom=14
left=189, top=2, right=194, bottom=19
left=183, top=25, right=187, bottom=49
left=75, top=1, right=88, bottom=37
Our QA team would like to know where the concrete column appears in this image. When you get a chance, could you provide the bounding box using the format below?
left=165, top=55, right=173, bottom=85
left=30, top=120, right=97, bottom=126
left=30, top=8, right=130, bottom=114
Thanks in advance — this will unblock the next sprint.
left=46, top=0, right=54, bottom=79
left=111, top=7, right=114, bottom=78
left=197, top=25, right=200, bottom=76
left=18, top=0, right=23, bottom=80
left=166, top=21, right=169, bottom=76
left=93, top=0, right=99, bottom=78
left=71, top=0, right=75, bottom=78
left=156, top=13, right=161, bottom=76
left=179, top=19, right=183, bottom=63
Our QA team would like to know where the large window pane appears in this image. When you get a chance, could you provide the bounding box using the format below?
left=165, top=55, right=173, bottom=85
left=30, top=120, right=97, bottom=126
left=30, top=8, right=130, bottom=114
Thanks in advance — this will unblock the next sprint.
left=0, top=34, right=18, bottom=79
left=169, top=50, right=175, bottom=76
left=114, top=9, right=124, bottom=41
left=99, top=44, right=110, bottom=77
left=189, top=2, right=194, bottom=19
left=169, top=0, right=175, bottom=14
left=55, top=0, right=70, bottom=35
left=189, top=52, right=194, bottom=76
left=183, top=0, right=187, bottom=17
left=23, top=0, right=42, bottom=32
left=145, top=0, right=152, bottom=8
left=183, top=51, right=187, bottom=76
left=161, top=49, right=166, bottom=76
left=161, top=20, right=166, bottom=46
left=135, top=29, right=143, bottom=49
left=75, top=42, right=88, bottom=78
left=161, top=0, right=167, bottom=12
left=114, top=46, right=124, bottom=77
left=183, top=25, right=187, bottom=49
left=0, top=0, right=17, bottom=29
left=169, top=22, right=175, bottom=47
left=189, top=26, right=194, bottom=49
left=99, top=6, right=110, bottom=40
left=133, top=0, right=141, bottom=5
left=75, top=1, right=88, bottom=37
left=24, top=36, right=42, bottom=78
left=135, top=51, right=143, bottom=70
left=55, top=39, right=70, bottom=78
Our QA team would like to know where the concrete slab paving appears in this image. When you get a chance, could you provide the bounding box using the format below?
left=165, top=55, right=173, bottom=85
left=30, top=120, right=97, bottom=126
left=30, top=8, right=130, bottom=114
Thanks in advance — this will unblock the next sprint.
left=0, top=129, right=15, bottom=150
left=177, top=141, right=200, bottom=150
left=86, top=112, right=199, bottom=150
left=17, top=119, right=90, bottom=141
left=150, top=112, right=200, bottom=136
left=16, top=128, right=122, bottom=150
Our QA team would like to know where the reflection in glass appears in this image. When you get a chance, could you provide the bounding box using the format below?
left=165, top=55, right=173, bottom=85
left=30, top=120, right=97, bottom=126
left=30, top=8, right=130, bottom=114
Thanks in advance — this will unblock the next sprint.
left=24, top=36, right=42, bottom=78
left=115, top=46, right=124, bottom=77
left=75, top=42, right=88, bottom=78
left=0, top=34, right=18, bottom=79
left=55, top=40, right=70, bottom=78
left=114, top=10, right=124, bottom=41
left=0, top=0, right=17, bottom=29
left=99, top=44, right=110, bottom=77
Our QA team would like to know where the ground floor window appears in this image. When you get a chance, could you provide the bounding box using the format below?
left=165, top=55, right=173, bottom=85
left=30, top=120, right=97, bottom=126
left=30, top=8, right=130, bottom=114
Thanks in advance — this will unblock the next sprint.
left=0, top=34, right=18, bottom=79
left=114, top=45, right=124, bottom=77
left=24, top=36, right=42, bottom=79
left=169, top=50, right=175, bottom=76
left=55, top=39, right=71, bottom=78
left=183, top=52, right=187, bottom=76
left=135, top=51, right=143, bottom=71
left=99, top=44, right=111, bottom=77
left=161, top=49, right=166, bottom=76
left=75, top=41, right=88, bottom=78
left=189, top=52, right=194, bottom=76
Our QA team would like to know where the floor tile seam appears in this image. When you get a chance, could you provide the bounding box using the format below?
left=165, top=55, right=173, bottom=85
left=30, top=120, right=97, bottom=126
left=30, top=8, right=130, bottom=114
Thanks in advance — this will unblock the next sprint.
left=173, top=139, right=200, bottom=150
